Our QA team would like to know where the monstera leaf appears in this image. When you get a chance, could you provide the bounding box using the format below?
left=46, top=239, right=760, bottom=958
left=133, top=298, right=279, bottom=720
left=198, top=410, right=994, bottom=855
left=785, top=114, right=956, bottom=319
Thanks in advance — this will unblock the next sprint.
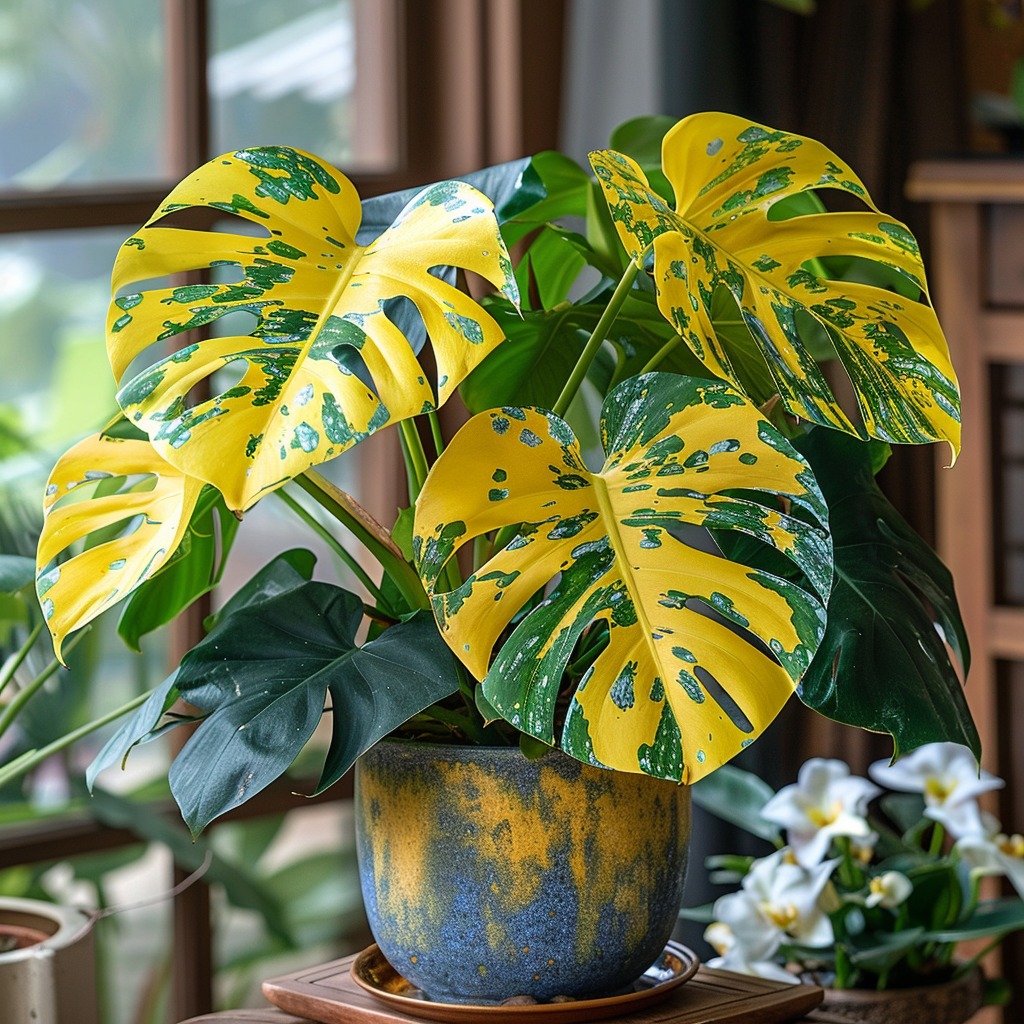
left=413, top=372, right=832, bottom=783
left=35, top=432, right=203, bottom=659
left=168, top=584, right=459, bottom=835
left=794, top=428, right=978, bottom=759
left=108, top=146, right=519, bottom=512
left=589, top=112, right=960, bottom=457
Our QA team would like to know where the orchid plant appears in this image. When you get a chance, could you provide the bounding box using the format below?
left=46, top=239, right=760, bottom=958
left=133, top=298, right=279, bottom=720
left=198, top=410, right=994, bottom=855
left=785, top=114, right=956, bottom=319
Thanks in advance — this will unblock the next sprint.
left=691, top=744, right=1024, bottom=994
left=14, top=112, right=979, bottom=836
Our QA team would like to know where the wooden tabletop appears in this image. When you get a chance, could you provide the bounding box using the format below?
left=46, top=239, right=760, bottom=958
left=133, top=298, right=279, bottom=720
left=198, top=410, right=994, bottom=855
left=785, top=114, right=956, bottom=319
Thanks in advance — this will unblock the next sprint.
left=178, top=1009, right=854, bottom=1024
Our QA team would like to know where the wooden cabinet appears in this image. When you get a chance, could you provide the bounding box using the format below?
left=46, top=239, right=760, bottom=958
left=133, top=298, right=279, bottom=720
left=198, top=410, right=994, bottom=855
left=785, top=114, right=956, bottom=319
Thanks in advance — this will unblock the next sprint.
left=907, top=162, right=1024, bottom=788
left=907, top=161, right=1024, bottom=1023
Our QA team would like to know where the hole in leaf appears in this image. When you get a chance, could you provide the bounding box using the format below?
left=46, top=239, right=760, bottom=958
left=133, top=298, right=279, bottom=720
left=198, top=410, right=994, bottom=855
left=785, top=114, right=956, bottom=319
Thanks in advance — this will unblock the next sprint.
left=694, top=665, right=754, bottom=734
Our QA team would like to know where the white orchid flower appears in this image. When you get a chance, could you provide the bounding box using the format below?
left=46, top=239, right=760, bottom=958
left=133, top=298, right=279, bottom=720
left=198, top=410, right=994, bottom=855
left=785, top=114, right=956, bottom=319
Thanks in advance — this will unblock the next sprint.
left=742, top=848, right=838, bottom=948
left=761, top=759, right=881, bottom=867
left=957, top=830, right=1024, bottom=900
left=865, top=870, right=913, bottom=909
left=869, top=742, right=1003, bottom=840
left=703, top=908, right=796, bottom=984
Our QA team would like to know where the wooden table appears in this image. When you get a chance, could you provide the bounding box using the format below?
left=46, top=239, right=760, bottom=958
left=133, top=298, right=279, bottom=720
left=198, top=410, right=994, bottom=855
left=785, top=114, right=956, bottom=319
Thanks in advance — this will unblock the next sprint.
left=175, top=958, right=861, bottom=1024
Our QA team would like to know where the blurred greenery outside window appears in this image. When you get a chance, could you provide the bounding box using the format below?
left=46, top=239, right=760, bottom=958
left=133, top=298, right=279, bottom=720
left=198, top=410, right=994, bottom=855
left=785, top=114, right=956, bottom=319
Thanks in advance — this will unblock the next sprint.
left=0, top=1, right=395, bottom=1018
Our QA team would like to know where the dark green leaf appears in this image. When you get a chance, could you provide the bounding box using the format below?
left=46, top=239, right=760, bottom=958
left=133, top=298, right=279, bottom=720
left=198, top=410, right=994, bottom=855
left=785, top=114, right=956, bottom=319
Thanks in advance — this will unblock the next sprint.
left=203, top=548, right=317, bottom=632
left=85, top=673, right=184, bottom=791
left=460, top=290, right=707, bottom=415
left=316, top=610, right=460, bottom=792
left=0, top=555, right=35, bottom=594
left=795, top=427, right=978, bottom=761
left=168, top=584, right=458, bottom=834
left=692, top=764, right=781, bottom=842
left=499, top=150, right=590, bottom=247
left=609, top=115, right=677, bottom=204
left=846, top=926, right=926, bottom=968
left=117, top=487, right=241, bottom=651
left=515, top=225, right=589, bottom=310
left=460, top=299, right=590, bottom=413
left=357, top=156, right=535, bottom=244
left=519, top=733, right=553, bottom=760
left=925, top=898, right=1024, bottom=943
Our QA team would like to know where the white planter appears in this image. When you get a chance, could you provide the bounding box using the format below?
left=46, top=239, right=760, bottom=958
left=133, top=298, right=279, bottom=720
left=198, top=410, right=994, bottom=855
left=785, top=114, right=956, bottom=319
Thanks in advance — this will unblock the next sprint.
left=0, top=897, right=97, bottom=1024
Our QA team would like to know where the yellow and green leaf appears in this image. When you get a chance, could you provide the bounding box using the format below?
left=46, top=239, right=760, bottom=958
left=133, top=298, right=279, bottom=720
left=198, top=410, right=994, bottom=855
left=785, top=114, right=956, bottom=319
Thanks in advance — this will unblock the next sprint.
left=413, top=372, right=832, bottom=783
left=589, top=112, right=960, bottom=458
left=108, top=147, right=518, bottom=512
left=35, top=432, right=203, bottom=660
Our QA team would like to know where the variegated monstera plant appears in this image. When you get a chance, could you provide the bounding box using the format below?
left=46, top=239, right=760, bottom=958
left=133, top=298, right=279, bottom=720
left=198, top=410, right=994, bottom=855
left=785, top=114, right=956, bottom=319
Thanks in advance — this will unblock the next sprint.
left=32, top=113, right=976, bottom=835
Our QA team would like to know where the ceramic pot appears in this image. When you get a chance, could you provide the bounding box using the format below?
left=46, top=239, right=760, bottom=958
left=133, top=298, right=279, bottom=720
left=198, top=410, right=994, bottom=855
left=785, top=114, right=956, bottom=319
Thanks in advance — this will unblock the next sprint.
left=0, top=896, right=98, bottom=1024
left=354, top=740, right=691, bottom=1004
left=818, top=967, right=984, bottom=1024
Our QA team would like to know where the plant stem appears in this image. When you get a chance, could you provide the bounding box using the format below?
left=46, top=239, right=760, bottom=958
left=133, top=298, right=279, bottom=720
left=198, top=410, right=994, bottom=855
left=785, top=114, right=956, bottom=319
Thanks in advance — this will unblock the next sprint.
left=929, top=821, right=946, bottom=857
left=639, top=334, right=684, bottom=375
left=427, top=411, right=446, bottom=459
left=399, top=419, right=430, bottom=502
left=553, top=262, right=640, bottom=418
left=295, top=471, right=429, bottom=611
left=0, top=619, right=44, bottom=701
left=0, top=626, right=91, bottom=741
left=0, top=688, right=152, bottom=789
left=275, top=487, right=384, bottom=603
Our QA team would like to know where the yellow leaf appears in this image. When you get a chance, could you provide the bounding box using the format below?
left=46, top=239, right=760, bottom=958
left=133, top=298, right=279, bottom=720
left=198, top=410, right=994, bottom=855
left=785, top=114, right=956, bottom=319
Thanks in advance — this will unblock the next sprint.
left=108, top=148, right=518, bottom=511
left=36, top=433, right=203, bottom=660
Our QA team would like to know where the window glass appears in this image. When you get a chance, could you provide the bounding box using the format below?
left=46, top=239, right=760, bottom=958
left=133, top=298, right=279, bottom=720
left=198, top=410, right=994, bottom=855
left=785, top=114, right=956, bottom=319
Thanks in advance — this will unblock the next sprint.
left=0, top=0, right=167, bottom=188
left=210, top=0, right=369, bottom=169
left=0, top=229, right=123, bottom=447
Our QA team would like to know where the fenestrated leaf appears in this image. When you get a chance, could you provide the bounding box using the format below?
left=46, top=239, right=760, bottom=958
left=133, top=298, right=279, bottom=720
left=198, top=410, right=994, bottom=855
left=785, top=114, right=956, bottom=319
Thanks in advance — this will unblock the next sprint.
left=35, top=432, right=203, bottom=660
left=108, top=146, right=519, bottom=512
left=116, top=486, right=241, bottom=651
left=590, top=112, right=961, bottom=458
left=414, top=372, right=832, bottom=783
left=794, top=427, right=978, bottom=760
left=168, top=582, right=458, bottom=835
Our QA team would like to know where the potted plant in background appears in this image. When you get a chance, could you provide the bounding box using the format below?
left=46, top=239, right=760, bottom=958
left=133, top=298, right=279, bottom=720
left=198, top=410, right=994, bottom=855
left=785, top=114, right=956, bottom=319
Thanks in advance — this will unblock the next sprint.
left=687, top=741, right=1024, bottom=1023
left=20, top=111, right=977, bottom=1007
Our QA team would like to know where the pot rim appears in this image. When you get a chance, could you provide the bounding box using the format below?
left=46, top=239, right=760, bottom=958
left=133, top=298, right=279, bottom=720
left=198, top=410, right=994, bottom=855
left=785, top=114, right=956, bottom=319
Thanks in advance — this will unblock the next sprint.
left=0, top=897, right=92, bottom=964
left=816, top=964, right=983, bottom=1001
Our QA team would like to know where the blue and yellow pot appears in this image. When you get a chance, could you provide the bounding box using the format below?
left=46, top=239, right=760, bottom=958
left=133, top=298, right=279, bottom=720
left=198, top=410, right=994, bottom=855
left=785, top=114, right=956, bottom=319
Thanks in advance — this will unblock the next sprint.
left=354, top=740, right=690, bottom=1004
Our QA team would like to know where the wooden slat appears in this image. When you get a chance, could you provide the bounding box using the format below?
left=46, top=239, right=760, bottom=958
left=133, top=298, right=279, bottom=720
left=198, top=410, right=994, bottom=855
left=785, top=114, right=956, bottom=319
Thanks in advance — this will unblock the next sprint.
left=260, top=952, right=825, bottom=1024
left=907, top=160, right=1024, bottom=204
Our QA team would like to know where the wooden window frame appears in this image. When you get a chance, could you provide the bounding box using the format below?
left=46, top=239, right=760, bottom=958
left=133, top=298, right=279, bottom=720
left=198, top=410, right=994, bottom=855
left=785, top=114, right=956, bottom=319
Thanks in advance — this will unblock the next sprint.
left=0, top=1, right=566, bottom=1018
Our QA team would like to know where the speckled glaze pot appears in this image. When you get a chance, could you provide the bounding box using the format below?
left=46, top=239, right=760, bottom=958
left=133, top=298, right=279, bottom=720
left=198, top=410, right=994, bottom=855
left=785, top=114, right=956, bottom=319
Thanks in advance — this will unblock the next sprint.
left=354, top=739, right=691, bottom=1004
